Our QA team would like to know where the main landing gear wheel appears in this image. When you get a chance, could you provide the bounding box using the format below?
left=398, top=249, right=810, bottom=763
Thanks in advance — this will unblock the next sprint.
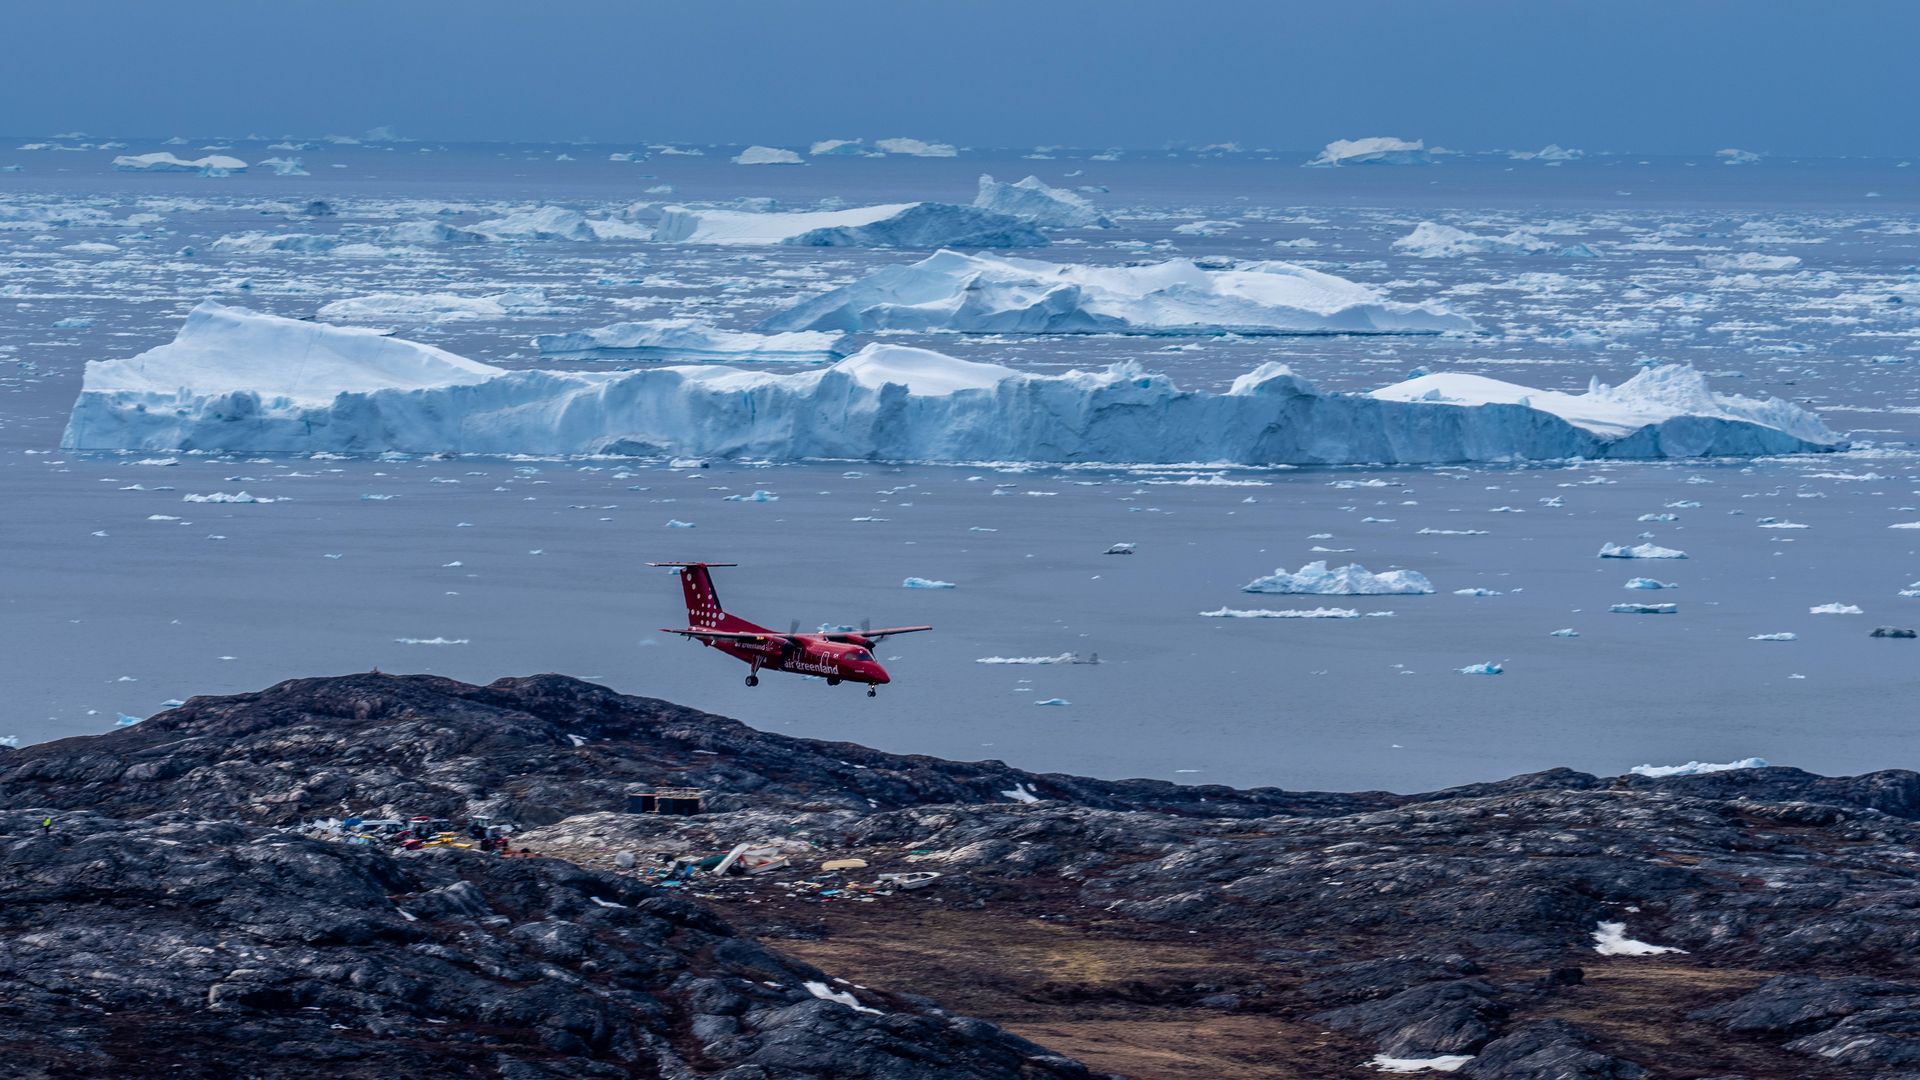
left=867, top=686, right=877, bottom=698
left=745, top=674, right=759, bottom=687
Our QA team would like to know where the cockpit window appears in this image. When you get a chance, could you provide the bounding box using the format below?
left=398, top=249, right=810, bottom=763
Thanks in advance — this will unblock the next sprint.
left=849, top=649, right=872, bottom=661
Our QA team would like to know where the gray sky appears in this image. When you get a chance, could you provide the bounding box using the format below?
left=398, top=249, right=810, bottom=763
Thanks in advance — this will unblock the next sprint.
left=4, top=0, right=1915, bottom=155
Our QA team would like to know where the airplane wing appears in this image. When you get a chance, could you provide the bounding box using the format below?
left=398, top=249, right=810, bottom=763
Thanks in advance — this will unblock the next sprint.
left=660, top=627, right=795, bottom=644
left=828, top=625, right=933, bottom=643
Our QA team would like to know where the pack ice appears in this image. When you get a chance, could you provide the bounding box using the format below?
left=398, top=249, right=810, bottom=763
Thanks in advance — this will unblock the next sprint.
left=973, top=174, right=1111, bottom=228
left=758, top=250, right=1476, bottom=335
left=650, top=203, right=1045, bottom=248
left=62, top=303, right=1845, bottom=463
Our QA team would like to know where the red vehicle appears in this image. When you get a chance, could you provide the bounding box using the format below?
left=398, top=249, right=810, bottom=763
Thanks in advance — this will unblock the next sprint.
left=652, top=562, right=931, bottom=697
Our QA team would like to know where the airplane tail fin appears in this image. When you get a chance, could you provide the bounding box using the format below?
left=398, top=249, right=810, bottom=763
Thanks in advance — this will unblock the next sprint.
left=649, top=562, right=759, bottom=632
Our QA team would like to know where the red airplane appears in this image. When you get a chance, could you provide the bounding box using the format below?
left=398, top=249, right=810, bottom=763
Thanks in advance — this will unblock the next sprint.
left=652, top=562, right=932, bottom=696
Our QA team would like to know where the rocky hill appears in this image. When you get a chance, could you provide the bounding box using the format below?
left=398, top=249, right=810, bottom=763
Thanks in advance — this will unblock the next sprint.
left=5, top=672, right=1920, bottom=1078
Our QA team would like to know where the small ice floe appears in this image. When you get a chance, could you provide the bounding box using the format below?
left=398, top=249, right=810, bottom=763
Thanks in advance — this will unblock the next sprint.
left=802, top=980, right=880, bottom=1014
left=1367, top=1055, right=1473, bottom=1074
left=115, top=713, right=143, bottom=727
left=395, top=637, right=470, bottom=645
left=159, top=699, right=185, bottom=708
left=903, top=577, right=956, bottom=589
left=1810, top=603, right=1863, bottom=615
left=1104, top=542, right=1136, bottom=555
left=0, top=735, right=18, bottom=748
left=1242, top=561, right=1433, bottom=596
left=976, top=654, right=1091, bottom=665
left=1031, top=698, right=1070, bottom=706
left=1623, top=578, right=1676, bottom=590
left=1887, top=522, right=1920, bottom=530
left=1749, top=632, right=1797, bottom=641
left=725, top=490, right=778, bottom=502
left=1870, top=626, right=1917, bottom=639
left=182, top=491, right=276, bottom=504
left=851, top=516, right=890, bottom=522
left=1549, top=628, right=1580, bottom=637
left=1631, top=757, right=1767, bottom=778
left=1592, top=921, right=1687, bottom=957
left=1638, top=512, right=1677, bottom=522
left=1667, top=499, right=1701, bottom=509
left=1458, top=661, right=1504, bottom=675
left=665, top=519, right=696, bottom=528
left=1418, top=528, right=1489, bottom=536
left=1757, top=519, right=1808, bottom=529
left=147, top=514, right=180, bottom=522
left=360, top=493, right=396, bottom=501
left=1599, top=542, right=1687, bottom=559
left=1611, top=603, right=1677, bottom=615
left=1201, top=607, right=1390, bottom=619
left=1453, top=587, right=1502, bottom=597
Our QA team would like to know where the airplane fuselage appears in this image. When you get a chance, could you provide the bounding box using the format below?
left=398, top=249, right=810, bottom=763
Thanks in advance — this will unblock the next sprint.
left=707, top=634, right=890, bottom=685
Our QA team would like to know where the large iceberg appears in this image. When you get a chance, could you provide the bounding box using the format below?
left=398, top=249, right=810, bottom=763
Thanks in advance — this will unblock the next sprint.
left=470, top=206, right=653, bottom=242
left=650, top=203, right=1045, bottom=248
left=1306, top=138, right=1432, bottom=167
left=759, top=250, right=1475, bottom=336
left=113, top=152, right=248, bottom=173
left=732, top=145, right=804, bottom=165
left=62, top=303, right=1846, bottom=463
left=974, top=174, right=1111, bottom=228
left=533, top=319, right=846, bottom=361
left=1393, top=222, right=1553, bottom=258
left=1242, top=562, right=1435, bottom=596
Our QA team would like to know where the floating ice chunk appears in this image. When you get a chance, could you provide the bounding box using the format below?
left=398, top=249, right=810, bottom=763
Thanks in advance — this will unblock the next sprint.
left=1757, top=520, right=1808, bottom=529
left=1887, top=522, right=1920, bottom=529
left=533, top=319, right=845, bottom=360
left=733, top=145, right=804, bottom=165
left=1749, top=632, right=1797, bottom=641
left=1242, top=562, right=1434, bottom=596
left=316, top=291, right=547, bottom=323
left=725, top=490, right=778, bottom=503
left=1419, top=528, right=1488, bottom=536
left=1031, top=698, right=1070, bottom=706
left=803, top=980, right=881, bottom=1013
left=903, top=577, right=956, bottom=589
left=763, top=249, right=1473, bottom=336
left=1307, top=137, right=1432, bottom=166
left=259, top=157, right=308, bottom=176
left=1630, top=757, right=1768, bottom=778
left=1599, top=543, right=1688, bottom=560
left=1201, top=607, right=1390, bottom=619
left=114, top=152, right=248, bottom=173
left=810, top=138, right=877, bottom=157
left=874, top=137, right=958, bottom=157
left=1623, top=578, right=1676, bottom=590
left=653, top=203, right=1044, bottom=248
left=1591, top=921, right=1686, bottom=956
left=1871, top=626, right=1917, bottom=638
left=395, top=637, right=469, bottom=645
left=1810, top=602, right=1863, bottom=615
left=182, top=491, right=275, bottom=504
left=1393, top=222, right=1552, bottom=258
left=1509, top=144, right=1584, bottom=162
left=1549, top=628, right=1579, bottom=637
left=115, top=713, right=143, bottom=727
left=1611, top=603, right=1677, bottom=615
left=1453, top=588, right=1501, bottom=596
left=974, top=174, right=1110, bottom=228
left=1716, top=148, right=1762, bottom=165
left=62, top=304, right=1846, bottom=464
left=976, top=654, right=1083, bottom=664
left=1458, top=661, right=1504, bottom=675
left=1368, top=1054, right=1473, bottom=1074
left=54, top=317, right=94, bottom=329
left=471, top=206, right=599, bottom=241
left=1638, top=513, right=1677, bottom=522
left=0, top=735, right=17, bottom=748
left=665, top=519, right=696, bottom=528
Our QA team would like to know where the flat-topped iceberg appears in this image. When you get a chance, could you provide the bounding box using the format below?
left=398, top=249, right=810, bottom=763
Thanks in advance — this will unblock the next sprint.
left=732, top=145, right=804, bottom=165
left=652, top=203, right=1044, bottom=248
left=974, top=174, right=1111, bottom=228
left=533, top=319, right=846, bottom=361
left=759, top=250, right=1474, bottom=336
left=63, top=303, right=1846, bottom=463
left=113, top=152, right=249, bottom=173
left=1307, top=137, right=1432, bottom=167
